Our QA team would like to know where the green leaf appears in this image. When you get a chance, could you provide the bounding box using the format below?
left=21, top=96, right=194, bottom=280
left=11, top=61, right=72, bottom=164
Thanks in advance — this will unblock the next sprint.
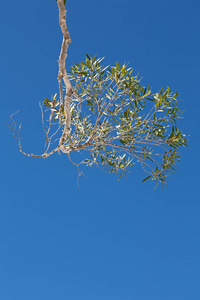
left=119, top=139, right=125, bottom=145
left=142, top=175, right=152, bottom=182
left=85, top=53, right=91, bottom=60
left=118, top=173, right=124, bottom=181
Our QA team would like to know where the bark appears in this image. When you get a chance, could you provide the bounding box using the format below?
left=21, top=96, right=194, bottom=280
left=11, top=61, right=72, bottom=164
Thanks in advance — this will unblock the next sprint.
left=57, top=0, right=73, bottom=152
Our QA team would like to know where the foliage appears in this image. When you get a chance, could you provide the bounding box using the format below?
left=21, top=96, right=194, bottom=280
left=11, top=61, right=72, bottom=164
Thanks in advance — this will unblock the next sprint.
left=9, top=0, right=187, bottom=187
left=43, top=54, right=188, bottom=186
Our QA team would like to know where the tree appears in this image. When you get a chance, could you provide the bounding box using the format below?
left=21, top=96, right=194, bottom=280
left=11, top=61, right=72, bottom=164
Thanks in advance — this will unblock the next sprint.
left=9, top=0, right=188, bottom=186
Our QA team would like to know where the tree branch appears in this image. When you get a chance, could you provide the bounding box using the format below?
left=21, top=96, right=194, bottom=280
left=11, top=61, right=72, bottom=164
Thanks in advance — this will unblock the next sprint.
left=57, top=0, right=73, bottom=152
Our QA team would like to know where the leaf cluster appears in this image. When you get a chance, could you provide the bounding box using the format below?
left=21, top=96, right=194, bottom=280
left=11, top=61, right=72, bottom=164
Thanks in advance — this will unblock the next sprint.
left=43, top=54, right=188, bottom=186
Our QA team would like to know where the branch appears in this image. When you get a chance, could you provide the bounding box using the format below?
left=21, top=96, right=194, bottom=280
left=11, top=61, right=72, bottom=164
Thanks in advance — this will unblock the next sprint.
left=56, top=0, right=73, bottom=152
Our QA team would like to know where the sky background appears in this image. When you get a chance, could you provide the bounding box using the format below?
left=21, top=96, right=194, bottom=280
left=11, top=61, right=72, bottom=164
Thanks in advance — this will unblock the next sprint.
left=0, top=0, right=200, bottom=299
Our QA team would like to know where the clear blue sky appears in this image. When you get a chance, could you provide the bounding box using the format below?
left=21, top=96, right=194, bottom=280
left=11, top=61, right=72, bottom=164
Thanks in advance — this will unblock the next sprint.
left=0, top=0, right=200, bottom=299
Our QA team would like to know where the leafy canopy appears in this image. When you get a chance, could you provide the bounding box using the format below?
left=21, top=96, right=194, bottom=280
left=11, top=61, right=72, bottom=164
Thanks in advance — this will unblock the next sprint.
left=43, top=54, right=188, bottom=186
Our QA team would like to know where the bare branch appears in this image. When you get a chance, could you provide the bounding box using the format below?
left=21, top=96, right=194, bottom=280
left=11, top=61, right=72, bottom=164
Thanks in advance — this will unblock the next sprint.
left=56, top=0, right=73, bottom=151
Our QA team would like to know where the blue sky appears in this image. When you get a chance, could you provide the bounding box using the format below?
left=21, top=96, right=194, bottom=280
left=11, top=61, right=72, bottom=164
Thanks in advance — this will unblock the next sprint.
left=0, top=0, right=200, bottom=299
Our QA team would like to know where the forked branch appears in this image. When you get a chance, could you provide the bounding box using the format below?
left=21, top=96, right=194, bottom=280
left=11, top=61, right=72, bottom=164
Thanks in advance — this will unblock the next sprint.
left=9, top=0, right=72, bottom=158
